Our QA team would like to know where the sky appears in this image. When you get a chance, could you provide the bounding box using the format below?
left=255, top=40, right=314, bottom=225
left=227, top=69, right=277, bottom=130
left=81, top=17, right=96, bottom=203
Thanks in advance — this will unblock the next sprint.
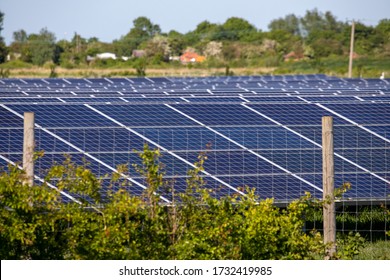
left=1, top=0, right=389, bottom=44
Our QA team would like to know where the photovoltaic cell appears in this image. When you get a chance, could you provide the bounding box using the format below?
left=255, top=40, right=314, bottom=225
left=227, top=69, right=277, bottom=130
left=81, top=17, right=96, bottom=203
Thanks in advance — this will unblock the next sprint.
left=325, top=103, right=390, bottom=125
left=7, top=104, right=116, bottom=127
left=92, top=104, right=197, bottom=127
left=0, top=75, right=388, bottom=203
left=247, top=103, right=350, bottom=125
left=171, top=104, right=276, bottom=126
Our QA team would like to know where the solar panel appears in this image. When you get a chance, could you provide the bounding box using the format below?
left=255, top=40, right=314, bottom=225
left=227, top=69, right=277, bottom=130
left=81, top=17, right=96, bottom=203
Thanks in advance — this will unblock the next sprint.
left=0, top=75, right=389, bottom=205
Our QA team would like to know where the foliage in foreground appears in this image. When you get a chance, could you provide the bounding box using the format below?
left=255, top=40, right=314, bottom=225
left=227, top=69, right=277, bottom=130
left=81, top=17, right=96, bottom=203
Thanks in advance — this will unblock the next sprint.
left=0, top=145, right=373, bottom=260
left=354, top=240, right=390, bottom=260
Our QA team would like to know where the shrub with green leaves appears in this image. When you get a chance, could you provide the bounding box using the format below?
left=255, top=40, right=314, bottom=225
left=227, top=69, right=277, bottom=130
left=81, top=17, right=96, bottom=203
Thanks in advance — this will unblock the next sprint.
left=0, top=145, right=378, bottom=259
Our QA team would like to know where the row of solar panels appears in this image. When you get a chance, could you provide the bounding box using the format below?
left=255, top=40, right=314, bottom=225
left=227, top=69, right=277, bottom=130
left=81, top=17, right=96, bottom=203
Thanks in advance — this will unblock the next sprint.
left=1, top=102, right=389, bottom=127
left=0, top=75, right=389, bottom=204
left=0, top=96, right=389, bottom=104
left=0, top=75, right=388, bottom=93
left=0, top=103, right=388, bottom=203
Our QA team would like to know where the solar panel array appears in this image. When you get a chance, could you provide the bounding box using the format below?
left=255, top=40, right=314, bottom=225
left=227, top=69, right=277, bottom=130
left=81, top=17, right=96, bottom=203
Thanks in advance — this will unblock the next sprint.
left=0, top=75, right=389, bottom=204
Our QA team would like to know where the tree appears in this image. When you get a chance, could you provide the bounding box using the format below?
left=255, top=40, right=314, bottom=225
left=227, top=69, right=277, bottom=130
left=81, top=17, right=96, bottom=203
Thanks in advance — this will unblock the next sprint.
left=117, top=17, right=162, bottom=55
left=311, top=37, right=343, bottom=57
left=266, top=9, right=350, bottom=58
left=266, top=29, right=300, bottom=55
left=376, top=19, right=390, bottom=42
left=0, top=164, right=69, bottom=259
left=375, top=19, right=390, bottom=56
left=268, top=14, right=301, bottom=36
left=8, top=29, right=34, bottom=62
left=71, top=33, right=86, bottom=57
left=301, top=9, right=345, bottom=39
left=143, top=35, right=171, bottom=63
left=204, top=41, right=223, bottom=58
left=219, top=17, right=258, bottom=41
left=353, top=22, right=382, bottom=55
left=134, top=57, right=147, bottom=77
left=167, top=30, right=185, bottom=56
left=133, top=16, right=161, bottom=37
left=292, top=10, right=349, bottom=58
left=193, top=20, right=219, bottom=41
left=0, top=10, right=8, bottom=63
left=0, top=11, right=4, bottom=35
left=301, top=9, right=326, bottom=36
left=26, top=28, right=57, bottom=66
left=181, top=21, right=219, bottom=48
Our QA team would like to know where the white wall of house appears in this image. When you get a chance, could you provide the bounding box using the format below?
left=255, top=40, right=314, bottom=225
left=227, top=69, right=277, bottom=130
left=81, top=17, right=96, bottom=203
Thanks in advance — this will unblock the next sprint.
left=96, top=53, right=117, bottom=60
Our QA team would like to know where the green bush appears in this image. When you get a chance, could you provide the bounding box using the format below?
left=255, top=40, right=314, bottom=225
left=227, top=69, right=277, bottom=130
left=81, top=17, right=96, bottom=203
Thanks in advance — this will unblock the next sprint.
left=1, top=59, right=33, bottom=69
left=0, top=145, right=379, bottom=260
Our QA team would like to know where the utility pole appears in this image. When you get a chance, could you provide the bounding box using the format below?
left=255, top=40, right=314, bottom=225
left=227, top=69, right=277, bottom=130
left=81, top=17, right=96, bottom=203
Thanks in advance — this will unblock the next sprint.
left=23, top=112, right=35, bottom=186
left=76, top=33, right=80, bottom=54
left=322, top=116, right=336, bottom=259
left=348, top=20, right=355, bottom=78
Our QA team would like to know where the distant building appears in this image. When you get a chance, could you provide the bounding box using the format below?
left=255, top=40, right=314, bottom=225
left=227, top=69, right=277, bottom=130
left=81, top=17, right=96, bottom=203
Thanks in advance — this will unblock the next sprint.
left=88, top=52, right=128, bottom=62
left=169, top=56, right=180, bottom=61
left=180, top=51, right=206, bottom=64
left=6, top=52, right=21, bottom=61
left=96, top=52, right=117, bottom=60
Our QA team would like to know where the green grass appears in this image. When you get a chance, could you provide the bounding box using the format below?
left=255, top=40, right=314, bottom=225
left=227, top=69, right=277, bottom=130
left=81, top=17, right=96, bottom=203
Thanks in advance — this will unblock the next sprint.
left=275, top=56, right=390, bottom=78
left=355, top=241, right=390, bottom=260
left=2, top=56, right=389, bottom=78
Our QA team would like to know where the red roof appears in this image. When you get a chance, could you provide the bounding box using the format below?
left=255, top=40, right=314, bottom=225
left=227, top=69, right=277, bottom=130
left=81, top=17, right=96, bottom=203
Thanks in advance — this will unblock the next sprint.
left=180, top=52, right=205, bottom=63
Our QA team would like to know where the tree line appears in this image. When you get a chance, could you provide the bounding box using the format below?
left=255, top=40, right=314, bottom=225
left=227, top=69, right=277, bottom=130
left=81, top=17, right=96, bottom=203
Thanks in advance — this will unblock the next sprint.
left=0, top=9, right=389, bottom=69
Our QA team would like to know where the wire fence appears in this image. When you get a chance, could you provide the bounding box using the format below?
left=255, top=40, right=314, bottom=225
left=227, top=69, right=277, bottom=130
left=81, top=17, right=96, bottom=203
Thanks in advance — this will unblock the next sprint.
left=0, top=123, right=389, bottom=241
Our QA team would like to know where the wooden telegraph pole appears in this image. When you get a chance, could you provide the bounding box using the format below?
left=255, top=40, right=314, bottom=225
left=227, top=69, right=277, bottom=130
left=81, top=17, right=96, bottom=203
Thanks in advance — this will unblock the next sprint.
left=23, top=112, right=35, bottom=186
left=348, top=20, right=355, bottom=78
left=322, top=116, right=336, bottom=259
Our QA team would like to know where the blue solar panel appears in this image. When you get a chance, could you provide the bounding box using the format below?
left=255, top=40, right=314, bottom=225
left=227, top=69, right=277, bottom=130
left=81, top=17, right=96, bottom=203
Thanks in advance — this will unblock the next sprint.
left=133, top=127, right=233, bottom=151
left=302, top=96, right=361, bottom=102
left=170, top=104, right=276, bottom=126
left=326, top=103, right=390, bottom=124
left=245, top=96, right=302, bottom=102
left=365, top=125, right=390, bottom=139
left=59, top=97, right=125, bottom=103
left=51, top=128, right=148, bottom=152
left=0, top=128, right=79, bottom=154
left=7, top=104, right=116, bottom=127
left=0, top=75, right=389, bottom=204
left=247, top=103, right=350, bottom=125
left=92, top=104, right=196, bottom=127
left=214, top=127, right=318, bottom=150
left=0, top=107, right=24, bottom=127
left=0, top=98, right=63, bottom=103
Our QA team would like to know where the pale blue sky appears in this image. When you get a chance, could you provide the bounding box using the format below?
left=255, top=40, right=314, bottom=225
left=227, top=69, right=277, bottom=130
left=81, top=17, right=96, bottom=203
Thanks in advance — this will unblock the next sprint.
left=1, top=0, right=389, bottom=44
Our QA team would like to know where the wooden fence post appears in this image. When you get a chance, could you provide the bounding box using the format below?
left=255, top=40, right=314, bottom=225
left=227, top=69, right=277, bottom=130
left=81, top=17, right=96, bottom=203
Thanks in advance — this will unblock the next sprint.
left=23, top=112, right=35, bottom=186
left=322, top=116, right=336, bottom=259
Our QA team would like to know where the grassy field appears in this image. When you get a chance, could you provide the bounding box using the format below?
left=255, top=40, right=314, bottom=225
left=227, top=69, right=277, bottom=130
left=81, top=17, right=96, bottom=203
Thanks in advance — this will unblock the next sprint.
left=355, top=241, right=390, bottom=260
left=1, top=56, right=389, bottom=78
left=2, top=65, right=277, bottom=78
left=275, top=57, right=390, bottom=78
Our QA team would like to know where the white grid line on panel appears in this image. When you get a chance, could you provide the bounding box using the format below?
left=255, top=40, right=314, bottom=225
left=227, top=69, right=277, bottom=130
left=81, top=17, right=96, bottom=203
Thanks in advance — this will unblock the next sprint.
left=316, top=103, right=390, bottom=143
left=242, top=103, right=390, bottom=185
left=0, top=104, right=167, bottom=202
left=84, top=104, right=247, bottom=197
left=165, top=104, right=322, bottom=193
